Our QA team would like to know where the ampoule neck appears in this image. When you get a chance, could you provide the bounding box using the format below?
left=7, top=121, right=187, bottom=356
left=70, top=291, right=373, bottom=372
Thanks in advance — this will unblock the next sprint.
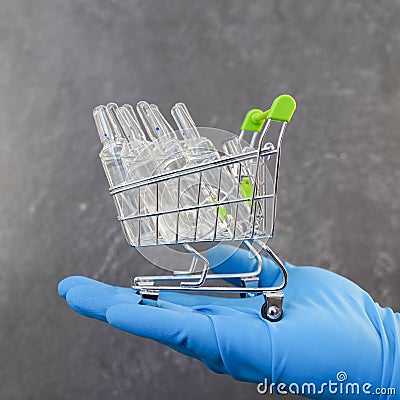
left=137, top=101, right=178, bottom=142
left=121, top=136, right=149, bottom=158
left=99, top=134, right=111, bottom=145
left=180, top=128, right=200, bottom=141
left=157, top=132, right=175, bottom=143
left=149, top=104, right=178, bottom=140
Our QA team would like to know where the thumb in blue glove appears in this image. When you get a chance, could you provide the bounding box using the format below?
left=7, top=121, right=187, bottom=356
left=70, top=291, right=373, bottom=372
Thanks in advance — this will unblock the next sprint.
left=58, top=245, right=400, bottom=399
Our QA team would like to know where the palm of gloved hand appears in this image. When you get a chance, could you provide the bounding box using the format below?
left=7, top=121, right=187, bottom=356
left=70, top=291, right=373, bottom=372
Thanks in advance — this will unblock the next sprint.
left=59, top=245, right=394, bottom=399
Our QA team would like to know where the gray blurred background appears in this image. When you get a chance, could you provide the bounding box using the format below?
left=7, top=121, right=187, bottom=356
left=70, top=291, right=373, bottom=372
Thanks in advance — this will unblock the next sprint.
left=1, top=1, right=400, bottom=399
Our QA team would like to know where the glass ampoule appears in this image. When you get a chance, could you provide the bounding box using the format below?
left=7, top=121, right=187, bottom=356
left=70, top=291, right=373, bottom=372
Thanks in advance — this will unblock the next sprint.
left=222, top=132, right=272, bottom=237
left=115, top=104, right=185, bottom=244
left=137, top=101, right=220, bottom=241
left=150, top=103, right=232, bottom=240
left=223, top=132, right=259, bottom=179
left=118, top=104, right=180, bottom=243
left=93, top=104, right=144, bottom=246
left=171, top=103, right=251, bottom=238
left=104, top=103, right=168, bottom=246
left=151, top=104, right=234, bottom=240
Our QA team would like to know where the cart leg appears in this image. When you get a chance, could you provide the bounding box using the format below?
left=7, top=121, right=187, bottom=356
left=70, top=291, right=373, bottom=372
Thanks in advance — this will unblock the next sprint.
left=261, top=291, right=284, bottom=321
left=240, top=276, right=259, bottom=298
left=140, top=288, right=160, bottom=306
left=179, top=244, right=209, bottom=288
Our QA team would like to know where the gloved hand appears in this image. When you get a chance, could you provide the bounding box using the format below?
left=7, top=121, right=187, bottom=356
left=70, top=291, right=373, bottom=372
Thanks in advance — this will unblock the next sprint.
left=58, top=245, right=400, bottom=399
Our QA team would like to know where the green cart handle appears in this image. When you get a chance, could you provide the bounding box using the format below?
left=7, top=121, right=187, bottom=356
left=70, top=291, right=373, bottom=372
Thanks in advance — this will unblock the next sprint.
left=240, top=94, right=296, bottom=132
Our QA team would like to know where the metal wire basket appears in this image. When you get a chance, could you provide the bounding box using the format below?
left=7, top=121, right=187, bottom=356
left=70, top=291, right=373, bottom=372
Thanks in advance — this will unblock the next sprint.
left=108, top=95, right=296, bottom=321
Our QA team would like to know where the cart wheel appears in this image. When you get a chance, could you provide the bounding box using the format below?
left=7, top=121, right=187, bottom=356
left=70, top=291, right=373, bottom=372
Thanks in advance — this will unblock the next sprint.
left=261, top=300, right=283, bottom=322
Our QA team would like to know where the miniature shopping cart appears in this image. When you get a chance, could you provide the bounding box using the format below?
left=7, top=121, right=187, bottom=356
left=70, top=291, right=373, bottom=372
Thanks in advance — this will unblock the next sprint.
left=109, top=95, right=296, bottom=321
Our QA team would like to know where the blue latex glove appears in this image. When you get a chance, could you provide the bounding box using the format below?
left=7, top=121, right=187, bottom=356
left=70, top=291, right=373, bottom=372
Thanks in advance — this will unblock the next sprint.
left=58, top=245, right=400, bottom=399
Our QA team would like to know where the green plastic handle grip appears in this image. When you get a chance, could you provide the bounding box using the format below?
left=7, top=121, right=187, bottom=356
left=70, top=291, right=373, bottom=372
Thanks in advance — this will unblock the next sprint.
left=240, top=94, right=296, bottom=132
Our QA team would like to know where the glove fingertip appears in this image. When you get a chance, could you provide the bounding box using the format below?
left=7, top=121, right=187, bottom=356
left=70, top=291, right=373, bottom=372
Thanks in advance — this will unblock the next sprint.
left=58, top=275, right=119, bottom=299
left=58, top=276, right=91, bottom=298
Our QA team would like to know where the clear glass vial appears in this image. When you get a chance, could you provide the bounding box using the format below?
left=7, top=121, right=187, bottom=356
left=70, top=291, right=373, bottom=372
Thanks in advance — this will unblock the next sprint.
left=171, top=103, right=251, bottom=238
left=137, top=101, right=222, bottom=241
left=93, top=104, right=145, bottom=246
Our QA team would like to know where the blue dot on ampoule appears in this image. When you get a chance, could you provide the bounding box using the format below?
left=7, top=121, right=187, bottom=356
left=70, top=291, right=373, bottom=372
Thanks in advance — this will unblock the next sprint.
left=155, top=127, right=160, bottom=131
